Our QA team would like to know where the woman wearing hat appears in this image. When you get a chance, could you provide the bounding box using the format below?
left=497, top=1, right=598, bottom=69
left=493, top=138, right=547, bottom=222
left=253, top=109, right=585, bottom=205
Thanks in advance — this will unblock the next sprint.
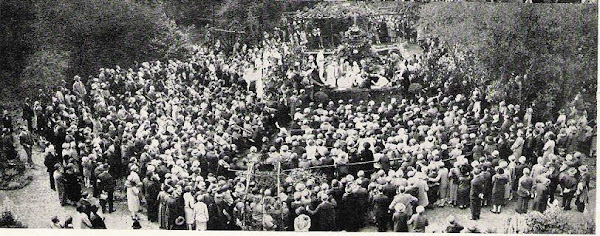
left=456, top=170, right=471, bottom=209
left=183, top=186, right=196, bottom=230
left=157, top=185, right=170, bottom=229
left=575, top=165, right=589, bottom=212
left=407, top=205, right=428, bottom=233
left=392, top=203, right=409, bottom=232
left=560, top=167, right=578, bottom=210
left=447, top=162, right=460, bottom=206
left=491, top=167, right=508, bottom=214
left=64, top=163, right=81, bottom=204
left=542, top=132, right=556, bottom=164
left=193, top=194, right=209, bottom=231
left=126, top=167, right=143, bottom=218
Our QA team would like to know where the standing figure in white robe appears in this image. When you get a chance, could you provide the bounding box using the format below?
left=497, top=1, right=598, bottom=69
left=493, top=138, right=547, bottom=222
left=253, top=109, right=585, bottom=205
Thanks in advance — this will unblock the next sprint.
left=316, top=50, right=325, bottom=82
left=351, top=62, right=362, bottom=87
left=337, top=61, right=355, bottom=90
left=255, top=67, right=265, bottom=100
left=325, top=59, right=338, bottom=88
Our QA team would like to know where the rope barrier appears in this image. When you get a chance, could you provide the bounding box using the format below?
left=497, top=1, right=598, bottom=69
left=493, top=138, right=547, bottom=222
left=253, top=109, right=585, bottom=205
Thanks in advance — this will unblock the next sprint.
left=228, top=155, right=458, bottom=175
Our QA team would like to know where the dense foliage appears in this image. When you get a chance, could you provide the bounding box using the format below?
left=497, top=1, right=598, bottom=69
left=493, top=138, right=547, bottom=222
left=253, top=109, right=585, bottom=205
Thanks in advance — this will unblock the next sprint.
left=0, top=0, right=36, bottom=107
left=0, top=211, right=26, bottom=228
left=503, top=202, right=594, bottom=234
left=33, top=0, right=193, bottom=79
left=0, top=0, right=194, bottom=106
left=419, top=3, right=597, bottom=121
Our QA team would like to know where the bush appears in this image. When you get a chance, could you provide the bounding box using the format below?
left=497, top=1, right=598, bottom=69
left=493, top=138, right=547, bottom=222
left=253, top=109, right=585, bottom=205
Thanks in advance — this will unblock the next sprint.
left=504, top=201, right=595, bottom=234
left=32, top=0, right=194, bottom=78
left=19, top=49, right=69, bottom=102
left=419, top=3, right=597, bottom=121
left=0, top=211, right=27, bottom=228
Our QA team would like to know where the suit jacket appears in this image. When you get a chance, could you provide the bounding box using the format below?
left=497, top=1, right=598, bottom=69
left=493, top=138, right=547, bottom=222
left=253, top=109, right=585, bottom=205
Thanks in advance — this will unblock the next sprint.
left=372, top=193, right=390, bottom=217
left=98, top=172, right=116, bottom=191
left=470, top=175, right=485, bottom=199
left=517, top=176, right=534, bottom=197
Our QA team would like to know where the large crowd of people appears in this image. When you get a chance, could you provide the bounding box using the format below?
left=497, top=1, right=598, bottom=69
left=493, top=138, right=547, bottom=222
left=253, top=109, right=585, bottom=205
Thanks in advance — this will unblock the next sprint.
left=4, top=15, right=593, bottom=232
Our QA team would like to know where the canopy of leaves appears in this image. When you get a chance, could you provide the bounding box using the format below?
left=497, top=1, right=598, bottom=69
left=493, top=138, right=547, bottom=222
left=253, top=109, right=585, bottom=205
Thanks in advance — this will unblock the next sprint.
left=293, top=1, right=378, bottom=19
left=215, top=0, right=313, bottom=43
left=0, top=0, right=195, bottom=105
left=419, top=3, right=597, bottom=121
left=19, top=50, right=70, bottom=102
left=32, top=0, right=192, bottom=78
left=0, top=0, right=35, bottom=108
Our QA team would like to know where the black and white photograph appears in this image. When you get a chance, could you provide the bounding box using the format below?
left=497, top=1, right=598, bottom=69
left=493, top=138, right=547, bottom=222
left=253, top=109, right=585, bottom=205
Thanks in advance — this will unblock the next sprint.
left=0, top=0, right=597, bottom=234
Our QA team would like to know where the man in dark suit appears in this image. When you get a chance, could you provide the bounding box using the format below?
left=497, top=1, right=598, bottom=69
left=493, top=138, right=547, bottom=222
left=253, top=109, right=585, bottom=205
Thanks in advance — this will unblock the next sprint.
left=516, top=168, right=534, bottom=213
left=358, top=142, right=374, bottom=173
left=470, top=168, right=485, bottom=220
left=307, top=194, right=337, bottom=231
left=371, top=188, right=391, bottom=232
left=97, top=169, right=116, bottom=213
left=559, top=168, right=578, bottom=210
left=43, top=146, right=59, bottom=190
left=208, top=193, right=230, bottom=230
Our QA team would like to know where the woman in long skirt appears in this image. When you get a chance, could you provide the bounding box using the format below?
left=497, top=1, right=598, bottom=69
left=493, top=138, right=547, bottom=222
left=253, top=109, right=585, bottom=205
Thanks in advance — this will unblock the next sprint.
left=183, top=187, right=195, bottom=230
left=157, top=186, right=169, bottom=229
left=448, top=164, right=460, bottom=205
left=126, top=169, right=142, bottom=217
left=456, top=174, right=471, bottom=209
left=53, top=165, right=67, bottom=206
left=64, top=167, right=81, bottom=203
left=491, top=168, right=509, bottom=213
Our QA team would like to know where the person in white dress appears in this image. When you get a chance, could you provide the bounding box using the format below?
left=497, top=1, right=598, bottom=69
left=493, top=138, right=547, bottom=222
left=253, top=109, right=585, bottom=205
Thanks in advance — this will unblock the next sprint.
left=183, top=187, right=195, bottom=230
left=325, top=59, right=338, bottom=88
left=351, top=61, right=363, bottom=87
left=126, top=167, right=142, bottom=218
left=337, top=61, right=355, bottom=90
left=316, top=50, right=326, bottom=82
left=193, top=195, right=209, bottom=231
left=255, top=66, right=265, bottom=100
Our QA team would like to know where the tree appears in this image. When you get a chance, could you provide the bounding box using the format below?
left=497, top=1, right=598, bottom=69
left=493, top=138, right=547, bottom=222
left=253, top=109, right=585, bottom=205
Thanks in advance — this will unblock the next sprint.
left=0, top=0, right=36, bottom=107
left=32, top=0, right=193, bottom=80
left=19, top=50, right=70, bottom=102
left=418, top=3, right=597, bottom=121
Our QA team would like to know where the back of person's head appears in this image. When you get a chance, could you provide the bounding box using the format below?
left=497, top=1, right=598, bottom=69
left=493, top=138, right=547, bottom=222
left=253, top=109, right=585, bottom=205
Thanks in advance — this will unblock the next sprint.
left=90, top=205, right=98, bottom=213
left=75, top=205, right=85, bottom=213
left=51, top=216, right=60, bottom=224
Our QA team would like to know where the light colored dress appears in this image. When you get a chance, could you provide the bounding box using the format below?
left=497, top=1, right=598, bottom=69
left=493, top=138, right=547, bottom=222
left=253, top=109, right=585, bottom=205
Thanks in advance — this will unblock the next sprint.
left=183, top=192, right=195, bottom=225
left=126, top=172, right=142, bottom=213
left=511, top=136, right=525, bottom=159
left=193, top=201, right=209, bottom=231
left=255, top=71, right=264, bottom=99
left=542, top=140, right=555, bottom=164
left=325, top=62, right=338, bottom=87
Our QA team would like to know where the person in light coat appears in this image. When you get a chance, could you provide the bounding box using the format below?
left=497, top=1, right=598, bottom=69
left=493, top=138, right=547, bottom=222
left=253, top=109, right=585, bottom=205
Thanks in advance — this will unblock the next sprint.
left=126, top=167, right=142, bottom=218
left=294, top=207, right=311, bottom=232
left=183, top=186, right=195, bottom=230
left=193, top=195, right=209, bottom=231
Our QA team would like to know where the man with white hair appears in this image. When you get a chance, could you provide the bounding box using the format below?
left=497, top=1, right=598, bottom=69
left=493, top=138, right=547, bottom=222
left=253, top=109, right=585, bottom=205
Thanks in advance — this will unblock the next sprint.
left=516, top=168, right=533, bottom=214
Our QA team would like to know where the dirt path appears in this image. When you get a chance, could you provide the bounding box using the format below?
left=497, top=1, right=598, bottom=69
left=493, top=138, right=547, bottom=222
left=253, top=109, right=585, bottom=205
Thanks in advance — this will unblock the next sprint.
left=0, top=146, right=158, bottom=229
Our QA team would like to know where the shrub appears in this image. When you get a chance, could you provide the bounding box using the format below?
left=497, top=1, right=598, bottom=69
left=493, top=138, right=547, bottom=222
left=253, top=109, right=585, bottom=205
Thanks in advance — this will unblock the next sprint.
left=0, top=211, right=27, bottom=228
left=504, top=201, right=595, bottom=234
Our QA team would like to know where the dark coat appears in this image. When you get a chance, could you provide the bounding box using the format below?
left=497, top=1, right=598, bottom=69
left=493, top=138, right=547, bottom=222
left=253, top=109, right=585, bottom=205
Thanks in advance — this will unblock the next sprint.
left=470, top=175, right=485, bottom=199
